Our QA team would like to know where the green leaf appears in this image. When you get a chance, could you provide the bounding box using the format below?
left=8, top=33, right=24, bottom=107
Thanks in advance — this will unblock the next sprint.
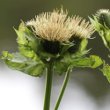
left=14, top=22, right=41, bottom=60
left=18, top=45, right=40, bottom=61
left=15, top=29, right=28, bottom=45
left=1, top=51, right=13, bottom=60
left=101, top=64, right=110, bottom=83
left=54, top=60, right=69, bottom=75
left=89, top=16, right=104, bottom=31
left=2, top=52, right=28, bottom=70
left=104, top=30, right=110, bottom=50
left=97, top=28, right=110, bottom=51
left=5, top=60, right=27, bottom=70
left=1, top=51, right=45, bottom=77
left=78, top=39, right=88, bottom=52
left=15, top=21, right=39, bottom=52
left=71, top=55, right=103, bottom=68
left=24, top=63, right=45, bottom=76
left=89, top=55, right=103, bottom=68
left=54, top=54, right=103, bottom=75
left=90, top=16, right=110, bottom=51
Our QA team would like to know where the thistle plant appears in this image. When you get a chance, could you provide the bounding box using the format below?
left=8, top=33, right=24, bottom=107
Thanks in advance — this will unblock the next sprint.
left=90, top=9, right=110, bottom=51
left=89, top=9, right=110, bottom=83
left=1, top=8, right=110, bottom=110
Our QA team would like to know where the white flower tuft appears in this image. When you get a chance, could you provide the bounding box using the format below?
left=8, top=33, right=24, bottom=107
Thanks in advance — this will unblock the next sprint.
left=27, top=8, right=94, bottom=42
left=96, top=9, right=110, bottom=18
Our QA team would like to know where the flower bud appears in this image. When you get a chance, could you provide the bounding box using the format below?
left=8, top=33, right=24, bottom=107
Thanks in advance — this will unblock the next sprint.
left=96, top=9, right=110, bottom=28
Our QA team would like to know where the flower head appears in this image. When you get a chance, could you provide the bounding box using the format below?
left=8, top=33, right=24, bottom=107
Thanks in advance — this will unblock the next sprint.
left=96, top=9, right=110, bottom=17
left=26, top=8, right=94, bottom=42
left=95, top=9, right=110, bottom=28
left=72, top=17, right=95, bottom=39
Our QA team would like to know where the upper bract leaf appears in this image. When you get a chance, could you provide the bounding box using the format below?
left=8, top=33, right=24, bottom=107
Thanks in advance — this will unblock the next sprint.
left=15, top=21, right=39, bottom=52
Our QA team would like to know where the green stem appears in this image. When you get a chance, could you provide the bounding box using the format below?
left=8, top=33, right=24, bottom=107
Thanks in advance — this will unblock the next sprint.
left=54, top=68, right=71, bottom=110
left=43, top=62, right=53, bottom=110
